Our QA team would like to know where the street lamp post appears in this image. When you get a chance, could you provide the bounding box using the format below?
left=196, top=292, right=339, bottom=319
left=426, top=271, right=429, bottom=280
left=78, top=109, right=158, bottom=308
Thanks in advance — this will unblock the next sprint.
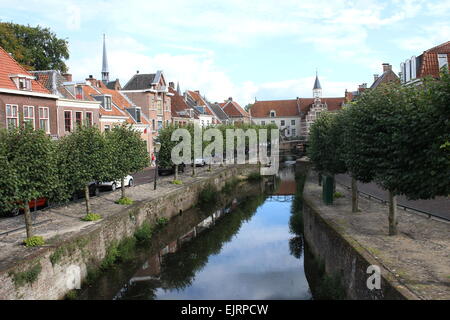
left=153, top=142, right=161, bottom=190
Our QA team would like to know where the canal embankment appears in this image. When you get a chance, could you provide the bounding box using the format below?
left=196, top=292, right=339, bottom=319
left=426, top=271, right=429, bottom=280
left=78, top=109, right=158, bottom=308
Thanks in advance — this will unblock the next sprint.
left=302, top=167, right=450, bottom=300
left=0, top=164, right=258, bottom=300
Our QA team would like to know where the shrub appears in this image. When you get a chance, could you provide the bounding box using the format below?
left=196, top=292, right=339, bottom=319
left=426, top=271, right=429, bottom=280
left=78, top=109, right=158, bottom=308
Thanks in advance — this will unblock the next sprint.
left=198, top=184, right=218, bottom=207
left=50, top=247, right=65, bottom=265
left=100, top=242, right=119, bottom=270
left=172, top=180, right=183, bottom=185
left=81, top=213, right=102, bottom=221
left=65, top=290, right=78, bottom=300
left=23, top=236, right=45, bottom=247
left=134, top=222, right=153, bottom=244
left=334, top=192, right=344, bottom=199
left=154, top=217, right=168, bottom=231
left=115, top=197, right=134, bottom=205
left=116, top=237, right=137, bottom=262
left=247, top=172, right=262, bottom=182
left=222, top=178, right=239, bottom=194
left=10, top=263, right=42, bottom=287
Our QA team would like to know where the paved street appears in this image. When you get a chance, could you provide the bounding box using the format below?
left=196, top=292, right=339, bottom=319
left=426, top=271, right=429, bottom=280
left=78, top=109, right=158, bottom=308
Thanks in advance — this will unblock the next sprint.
left=336, top=174, right=450, bottom=221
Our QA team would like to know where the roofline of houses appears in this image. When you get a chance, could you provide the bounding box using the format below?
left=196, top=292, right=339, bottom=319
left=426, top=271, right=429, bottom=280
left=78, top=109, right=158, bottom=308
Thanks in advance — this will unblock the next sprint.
left=0, top=88, right=59, bottom=99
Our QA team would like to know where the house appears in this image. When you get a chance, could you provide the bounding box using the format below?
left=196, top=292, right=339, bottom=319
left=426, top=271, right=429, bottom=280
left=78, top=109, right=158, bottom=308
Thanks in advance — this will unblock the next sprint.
left=400, top=41, right=450, bottom=85
left=121, top=70, right=173, bottom=152
left=220, top=97, right=250, bottom=124
left=370, top=63, right=399, bottom=89
left=251, top=73, right=344, bottom=138
left=0, top=46, right=58, bottom=137
left=344, top=83, right=367, bottom=103
left=168, top=82, right=195, bottom=126
left=185, top=90, right=219, bottom=126
left=209, top=102, right=230, bottom=124
left=31, top=70, right=101, bottom=137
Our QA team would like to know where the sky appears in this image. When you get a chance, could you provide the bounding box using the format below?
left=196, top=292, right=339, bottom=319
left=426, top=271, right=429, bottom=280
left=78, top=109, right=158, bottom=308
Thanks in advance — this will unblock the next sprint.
left=0, top=0, right=449, bottom=106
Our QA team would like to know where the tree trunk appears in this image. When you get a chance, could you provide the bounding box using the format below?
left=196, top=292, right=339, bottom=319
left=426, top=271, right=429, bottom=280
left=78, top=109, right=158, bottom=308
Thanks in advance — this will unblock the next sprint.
left=351, top=176, right=359, bottom=213
left=388, top=190, right=398, bottom=236
left=192, top=162, right=196, bottom=177
left=23, top=205, right=33, bottom=239
left=175, top=165, right=179, bottom=181
left=332, top=175, right=336, bottom=193
left=121, top=177, right=126, bottom=199
left=209, top=162, right=212, bottom=171
left=318, top=173, right=322, bottom=186
left=84, top=184, right=91, bottom=215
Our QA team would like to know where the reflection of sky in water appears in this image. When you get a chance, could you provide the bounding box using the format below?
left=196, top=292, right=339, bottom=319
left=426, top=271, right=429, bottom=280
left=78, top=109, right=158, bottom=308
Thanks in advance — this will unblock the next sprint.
left=155, top=196, right=311, bottom=300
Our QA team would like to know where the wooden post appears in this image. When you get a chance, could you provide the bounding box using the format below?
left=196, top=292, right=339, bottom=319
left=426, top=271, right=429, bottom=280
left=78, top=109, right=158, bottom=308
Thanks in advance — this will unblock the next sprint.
left=84, top=184, right=91, bottom=215
left=388, top=190, right=398, bottom=236
left=351, top=176, right=359, bottom=213
left=23, top=205, right=33, bottom=239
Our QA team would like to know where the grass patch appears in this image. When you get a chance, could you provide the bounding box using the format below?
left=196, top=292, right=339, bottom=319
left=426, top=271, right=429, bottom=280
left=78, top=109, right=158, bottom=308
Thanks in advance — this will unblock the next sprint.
left=81, top=213, right=102, bottom=221
left=247, top=172, right=262, bottom=182
left=100, top=242, right=120, bottom=270
left=334, top=192, right=344, bottom=199
left=198, top=184, right=219, bottom=208
left=115, top=197, right=134, bottom=205
left=65, top=290, right=78, bottom=300
left=172, top=180, right=183, bottom=185
left=10, top=263, right=42, bottom=287
left=23, top=236, right=45, bottom=247
left=154, top=217, right=169, bottom=231
left=50, top=247, right=65, bottom=265
left=134, top=222, right=153, bottom=244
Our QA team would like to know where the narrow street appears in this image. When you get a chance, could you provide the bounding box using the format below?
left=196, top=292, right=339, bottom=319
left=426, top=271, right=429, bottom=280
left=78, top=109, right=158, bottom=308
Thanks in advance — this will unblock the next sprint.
left=335, top=174, right=450, bottom=221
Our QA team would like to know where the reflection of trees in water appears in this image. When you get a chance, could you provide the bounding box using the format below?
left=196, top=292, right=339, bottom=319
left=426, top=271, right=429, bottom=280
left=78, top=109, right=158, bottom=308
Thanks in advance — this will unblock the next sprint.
left=123, top=193, right=268, bottom=298
left=288, top=172, right=307, bottom=260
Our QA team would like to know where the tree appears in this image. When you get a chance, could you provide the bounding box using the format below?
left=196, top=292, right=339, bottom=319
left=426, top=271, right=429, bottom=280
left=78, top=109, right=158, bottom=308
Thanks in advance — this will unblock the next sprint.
left=105, top=124, right=150, bottom=199
left=0, top=22, right=69, bottom=72
left=1, top=126, right=57, bottom=239
left=58, top=126, right=109, bottom=215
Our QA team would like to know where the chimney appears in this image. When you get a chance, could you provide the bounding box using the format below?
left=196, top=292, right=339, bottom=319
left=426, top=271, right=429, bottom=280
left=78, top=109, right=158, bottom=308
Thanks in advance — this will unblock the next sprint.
left=195, top=90, right=200, bottom=94
left=169, top=82, right=175, bottom=89
left=62, top=73, right=73, bottom=82
left=382, top=63, right=392, bottom=73
left=136, top=70, right=139, bottom=74
left=373, top=74, right=379, bottom=82
left=228, top=97, right=233, bottom=102
left=359, top=83, right=367, bottom=89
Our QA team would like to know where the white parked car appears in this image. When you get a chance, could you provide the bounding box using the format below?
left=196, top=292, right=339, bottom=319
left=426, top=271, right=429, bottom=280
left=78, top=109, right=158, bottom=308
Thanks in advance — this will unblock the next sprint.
left=99, top=175, right=134, bottom=191
left=193, top=158, right=207, bottom=167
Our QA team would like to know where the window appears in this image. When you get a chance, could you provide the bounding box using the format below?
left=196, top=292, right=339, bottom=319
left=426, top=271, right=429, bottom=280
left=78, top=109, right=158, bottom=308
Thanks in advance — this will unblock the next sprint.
left=6, top=104, right=18, bottom=129
left=18, top=78, right=31, bottom=90
left=292, top=128, right=296, bottom=136
left=271, top=120, right=275, bottom=124
left=270, top=110, right=276, bottom=117
left=261, top=120, right=265, bottom=125
left=104, top=96, right=112, bottom=110
left=136, top=109, right=141, bottom=123
left=39, top=107, right=50, bottom=133
left=64, top=111, right=72, bottom=132
left=281, top=120, right=285, bottom=126
left=23, top=106, right=35, bottom=128
left=158, top=120, right=163, bottom=130
left=152, top=119, right=156, bottom=131
left=104, top=125, right=111, bottom=131
left=291, top=119, right=295, bottom=125
left=85, top=112, right=93, bottom=126
left=75, top=86, right=83, bottom=100
left=75, top=112, right=83, bottom=127
left=438, top=54, right=449, bottom=71
left=156, top=100, right=163, bottom=115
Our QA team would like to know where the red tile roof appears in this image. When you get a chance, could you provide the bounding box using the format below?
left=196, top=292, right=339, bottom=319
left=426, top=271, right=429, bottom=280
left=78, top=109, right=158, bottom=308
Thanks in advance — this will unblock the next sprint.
left=250, top=97, right=345, bottom=118
left=0, top=46, right=50, bottom=94
left=187, top=90, right=215, bottom=116
left=222, top=100, right=249, bottom=118
left=82, top=85, right=129, bottom=118
left=418, top=41, right=450, bottom=79
left=169, top=87, right=191, bottom=118
left=250, top=99, right=300, bottom=118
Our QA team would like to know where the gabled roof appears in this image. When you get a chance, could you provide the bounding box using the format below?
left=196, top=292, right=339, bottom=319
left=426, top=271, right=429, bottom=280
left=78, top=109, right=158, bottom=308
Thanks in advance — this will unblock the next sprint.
left=208, top=102, right=229, bottom=121
left=123, top=73, right=156, bottom=90
left=222, top=99, right=250, bottom=118
left=417, top=41, right=450, bottom=78
left=370, top=69, right=399, bottom=89
left=81, top=85, right=129, bottom=118
left=186, top=90, right=217, bottom=118
left=250, top=99, right=301, bottom=118
left=0, top=46, right=50, bottom=94
left=300, top=98, right=345, bottom=116
left=168, top=87, right=192, bottom=119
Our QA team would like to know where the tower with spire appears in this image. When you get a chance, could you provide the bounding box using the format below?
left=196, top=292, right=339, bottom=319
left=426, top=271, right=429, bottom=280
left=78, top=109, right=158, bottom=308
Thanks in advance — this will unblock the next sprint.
left=313, top=70, right=322, bottom=103
left=102, top=34, right=109, bottom=84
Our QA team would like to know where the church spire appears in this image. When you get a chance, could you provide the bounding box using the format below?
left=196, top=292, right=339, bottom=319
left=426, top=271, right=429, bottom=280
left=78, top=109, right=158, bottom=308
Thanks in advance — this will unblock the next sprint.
left=313, top=70, right=322, bottom=101
left=176, top=81, right=181, bottom=95
left=102, top=34, right=109, bottom=84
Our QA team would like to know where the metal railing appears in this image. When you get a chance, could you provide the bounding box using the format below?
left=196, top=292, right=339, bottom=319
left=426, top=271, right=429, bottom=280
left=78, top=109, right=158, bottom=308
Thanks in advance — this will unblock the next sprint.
left=337, top=182, right=450, bottom=223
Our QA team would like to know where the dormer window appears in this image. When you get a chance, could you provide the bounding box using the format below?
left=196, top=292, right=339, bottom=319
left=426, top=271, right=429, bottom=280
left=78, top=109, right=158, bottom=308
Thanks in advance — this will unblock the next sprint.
left=105, top=96, right=112, bottom=110
left=10, top=74, right=33, bottom=91
left=270, top=110, right=276, bottom=117
left=75, top=86, right=83, bottom=100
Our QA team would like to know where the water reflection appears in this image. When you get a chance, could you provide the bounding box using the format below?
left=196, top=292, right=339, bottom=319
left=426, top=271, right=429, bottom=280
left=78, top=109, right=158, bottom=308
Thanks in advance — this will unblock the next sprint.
left=83, top=163, right=311, bottom=300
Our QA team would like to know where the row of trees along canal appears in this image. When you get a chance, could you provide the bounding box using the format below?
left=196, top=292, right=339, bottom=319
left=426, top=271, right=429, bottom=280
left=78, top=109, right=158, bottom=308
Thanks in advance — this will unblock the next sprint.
left=0, top=122, right=277, bottom=245
left=307, top=70, right=450, bottom=235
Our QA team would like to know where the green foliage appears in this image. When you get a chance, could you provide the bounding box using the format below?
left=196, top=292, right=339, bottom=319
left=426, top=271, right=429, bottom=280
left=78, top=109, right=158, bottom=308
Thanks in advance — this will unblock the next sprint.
left=316, top=274, right=346, bottom=300
left=154, top=217, right=169, bottom=231
left=0, top=22, right=69, bottom=72
left=10, top=263, right=42, bottom=287
left=222, top=178, right=239, bottom=194
left=100, top=243, right=120, bottom=270
left=116, top=237, right=137, bottom=262
left=198, top=184, right=219, bottom=208
left=115, top=197, right=134, bottom=205
left=308, top=111, right=347, bottom=176
left=134, top=222, right=153, bottom=244
left=81, top=213, right=102, bottom=221
left=334, top=192, right=344, bottom=199
left=23, top=236, right=45, bottom=247
left=65, top=290, right=78, bottom=300
left=156, top=124, right=183, bottom=168
left=50, top=247, right=65, bottom=265
left=105, top=124, right=149, bottom=183
left=172, top=180, right=183, bottom=185
left=247, top=172, right=262, bottom=182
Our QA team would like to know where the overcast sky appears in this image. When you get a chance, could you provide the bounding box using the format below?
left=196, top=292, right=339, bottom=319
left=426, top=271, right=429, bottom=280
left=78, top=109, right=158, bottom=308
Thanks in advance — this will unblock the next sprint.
left=1, top=0, right=449, bottom=105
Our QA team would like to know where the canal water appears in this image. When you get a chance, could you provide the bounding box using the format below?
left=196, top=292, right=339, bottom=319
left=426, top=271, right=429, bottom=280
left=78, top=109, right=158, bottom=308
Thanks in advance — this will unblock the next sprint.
left=80, top=163, right=312, bottom=300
